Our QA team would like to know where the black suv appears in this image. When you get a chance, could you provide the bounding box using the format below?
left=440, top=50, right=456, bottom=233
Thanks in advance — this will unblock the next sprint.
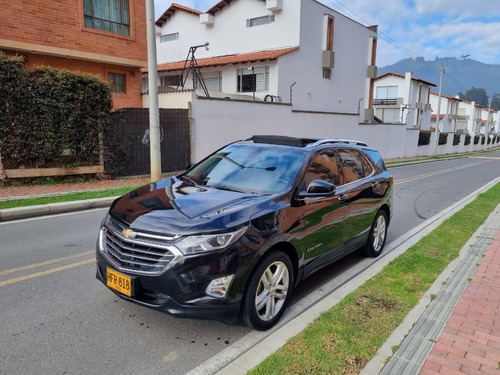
left=96, top=136, right=393, bottom=330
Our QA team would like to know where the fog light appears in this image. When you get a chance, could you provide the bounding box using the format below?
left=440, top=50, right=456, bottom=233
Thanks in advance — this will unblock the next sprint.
left=206, top=275, right=235, bottom=298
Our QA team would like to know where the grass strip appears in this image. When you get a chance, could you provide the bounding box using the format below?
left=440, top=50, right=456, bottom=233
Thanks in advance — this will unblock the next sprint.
left=250, top=182, right=500, bottom=375
left=0, top=186, right=140, bottom=209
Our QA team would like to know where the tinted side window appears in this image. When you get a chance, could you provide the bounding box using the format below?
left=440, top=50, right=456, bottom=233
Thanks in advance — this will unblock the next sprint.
left=339, top=149, right=372, bottom=183
left=363, top=149, right=387, bottom=170
left=304, top=150, right=342, bottom=186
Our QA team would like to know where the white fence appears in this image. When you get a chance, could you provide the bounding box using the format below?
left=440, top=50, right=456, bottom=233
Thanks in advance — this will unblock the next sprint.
left=188, top=95, right=491, bottom=162
left=144, top=92, right=496, bottom=163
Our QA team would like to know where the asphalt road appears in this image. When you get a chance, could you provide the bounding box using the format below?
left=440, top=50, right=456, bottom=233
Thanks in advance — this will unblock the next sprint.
left=1, top=151, right=499, bottom=375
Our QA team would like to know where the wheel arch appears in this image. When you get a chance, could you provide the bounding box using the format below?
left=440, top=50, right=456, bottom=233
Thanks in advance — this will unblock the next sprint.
left=379, top=203, right=392, bottom=225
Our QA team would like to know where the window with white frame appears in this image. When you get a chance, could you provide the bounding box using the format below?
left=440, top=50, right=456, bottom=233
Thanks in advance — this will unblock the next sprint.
left=203, top=72, right=222, bottom=91
left=375, top=86, right=398, bottom=99
left=237, top=67, right=269, bottom=93
left=246, top=15, right=275, bottom=27
left=375, top=108, right=400, bottom=123
left=160, top=32, right=179, bottom=43
left=160, top=74, right=181, bottom=86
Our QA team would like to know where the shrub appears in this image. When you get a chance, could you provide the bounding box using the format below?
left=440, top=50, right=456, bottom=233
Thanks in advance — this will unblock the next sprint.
left=438, top=133, right=448, bottom=145
left=453, top=134, right=461, bottom=146
left=0, top=52, right=112, bottom=169
left=418, top=131, right=431, bottom=146
left=464, top=134, right=471, bottom=146
left=474, top=135, right=480, bottom=145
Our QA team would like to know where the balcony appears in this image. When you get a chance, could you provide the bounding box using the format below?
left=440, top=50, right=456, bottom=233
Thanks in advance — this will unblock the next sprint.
left=373, top=98, right=398, bottom=106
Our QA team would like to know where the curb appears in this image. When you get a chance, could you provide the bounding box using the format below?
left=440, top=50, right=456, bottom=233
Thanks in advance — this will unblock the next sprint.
left=0, top=197, right=117, bottom=221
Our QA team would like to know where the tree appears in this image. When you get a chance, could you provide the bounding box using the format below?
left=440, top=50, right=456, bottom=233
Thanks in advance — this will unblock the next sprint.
left=490, top=93, right=500, bottom=111
left=460, top=87, right=489, bottom=107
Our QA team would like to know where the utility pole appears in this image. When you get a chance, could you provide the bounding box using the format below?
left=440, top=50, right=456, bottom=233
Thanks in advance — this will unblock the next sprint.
left=433, top=64, right=445, bottom=157
left=146, top=0, right=161, bottom=182
left=486, top=98, right=491, bottom=151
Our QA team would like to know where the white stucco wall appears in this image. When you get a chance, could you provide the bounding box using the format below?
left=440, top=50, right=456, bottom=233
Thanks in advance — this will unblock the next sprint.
left=143, top=92, right=492, bottom=161
left=189, top=94, right=413, bottom=162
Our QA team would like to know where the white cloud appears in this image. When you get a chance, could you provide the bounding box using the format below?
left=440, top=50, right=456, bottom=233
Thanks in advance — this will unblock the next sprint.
left=415, top=0, right=500, bottom=18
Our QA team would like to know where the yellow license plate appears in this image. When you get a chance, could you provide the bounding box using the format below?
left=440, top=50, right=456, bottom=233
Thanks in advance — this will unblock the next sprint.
left=106, top=268, right=132, bottom=297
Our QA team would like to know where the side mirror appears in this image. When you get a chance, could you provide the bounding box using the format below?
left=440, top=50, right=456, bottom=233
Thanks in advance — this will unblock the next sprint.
left=299, top=179, right=335, bottom=198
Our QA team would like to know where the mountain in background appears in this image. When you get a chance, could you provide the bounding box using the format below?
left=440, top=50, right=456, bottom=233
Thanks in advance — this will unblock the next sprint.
left=378, top=57, right=500, bottom=99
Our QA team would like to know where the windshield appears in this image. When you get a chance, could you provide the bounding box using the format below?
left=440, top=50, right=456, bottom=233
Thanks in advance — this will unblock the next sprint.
left=185, top=144, right=307, bottom=193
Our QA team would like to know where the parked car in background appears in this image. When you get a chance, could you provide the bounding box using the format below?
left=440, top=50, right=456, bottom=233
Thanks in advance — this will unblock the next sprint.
left=96, top=135, right=393, bottom=330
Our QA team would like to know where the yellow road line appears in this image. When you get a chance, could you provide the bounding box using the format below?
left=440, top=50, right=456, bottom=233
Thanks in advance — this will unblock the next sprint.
left=470, top=156, right=500, bottom=160
left=0, top=250, right=94, bottom=277
left=0, top=258, right=95, bottom=287
left=395, top=160, right=488, bottom=185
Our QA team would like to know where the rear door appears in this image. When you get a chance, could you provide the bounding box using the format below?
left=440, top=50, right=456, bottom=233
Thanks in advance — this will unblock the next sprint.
left=337, top=148, right=383, bottom=249
left=290, top=149, right=352, bottom=276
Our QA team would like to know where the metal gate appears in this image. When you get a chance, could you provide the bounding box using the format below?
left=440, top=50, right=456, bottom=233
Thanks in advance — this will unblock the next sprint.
left=107, top=108, right=190, bottom=177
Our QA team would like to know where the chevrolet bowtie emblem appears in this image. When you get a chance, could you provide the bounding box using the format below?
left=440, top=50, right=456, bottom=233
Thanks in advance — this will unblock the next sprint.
left=122, top=229, right=136, bottom=238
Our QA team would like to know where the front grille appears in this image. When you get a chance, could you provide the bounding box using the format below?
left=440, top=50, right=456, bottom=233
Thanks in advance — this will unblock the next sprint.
left=101, top=216, right=181, bottom=275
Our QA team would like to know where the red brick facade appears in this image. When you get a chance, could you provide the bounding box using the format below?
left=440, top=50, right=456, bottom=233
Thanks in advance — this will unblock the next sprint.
left=0, top=0, right=147, bottom=109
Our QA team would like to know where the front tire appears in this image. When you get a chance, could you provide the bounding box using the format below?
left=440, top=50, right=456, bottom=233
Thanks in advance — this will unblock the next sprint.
left=242, top=251, right=293, bottom=330
left=364, top=210, right=388, bottom=257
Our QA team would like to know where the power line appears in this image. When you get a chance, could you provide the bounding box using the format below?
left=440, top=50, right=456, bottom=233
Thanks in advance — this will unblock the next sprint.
left=321, top=0, right=443, bottom=73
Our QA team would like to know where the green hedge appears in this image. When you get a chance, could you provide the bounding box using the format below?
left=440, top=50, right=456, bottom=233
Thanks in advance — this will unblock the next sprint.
left=418, top=130, right=431, bottom=146
left=0, top=52, right=112, bottom=169
left=438, top=133, right=448, bottom=145
left=464, top=134, right=471, bottom=146
left=453, top=134, right=461, bottom=146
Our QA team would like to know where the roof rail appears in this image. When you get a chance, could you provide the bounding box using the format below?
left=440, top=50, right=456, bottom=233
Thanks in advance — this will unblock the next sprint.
left=311, top=139, right=368, bottom=147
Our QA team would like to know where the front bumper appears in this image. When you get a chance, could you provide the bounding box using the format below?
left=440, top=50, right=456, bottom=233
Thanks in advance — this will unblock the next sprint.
left=95, top=250, right=245, bottom=325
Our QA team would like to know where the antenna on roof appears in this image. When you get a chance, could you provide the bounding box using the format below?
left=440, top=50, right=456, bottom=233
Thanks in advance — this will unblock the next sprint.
left=178, top=43, right=210, bottom=97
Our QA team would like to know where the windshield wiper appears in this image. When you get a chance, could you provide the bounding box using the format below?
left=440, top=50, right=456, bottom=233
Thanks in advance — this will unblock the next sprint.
left=212, top=184, right=254, bottom=194
left=180, top=175, right=197, bottom=185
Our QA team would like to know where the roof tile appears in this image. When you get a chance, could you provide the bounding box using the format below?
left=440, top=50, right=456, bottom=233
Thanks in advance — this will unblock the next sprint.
left=144, top=47, right=299, bottom=73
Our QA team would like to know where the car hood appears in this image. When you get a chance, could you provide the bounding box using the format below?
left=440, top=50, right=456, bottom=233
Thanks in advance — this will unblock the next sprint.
left=108, top=177, right=278, bottom=235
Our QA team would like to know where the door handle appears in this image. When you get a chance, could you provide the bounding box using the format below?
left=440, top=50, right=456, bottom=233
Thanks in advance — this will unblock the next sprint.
left=339, top=194, right=349, bottom=201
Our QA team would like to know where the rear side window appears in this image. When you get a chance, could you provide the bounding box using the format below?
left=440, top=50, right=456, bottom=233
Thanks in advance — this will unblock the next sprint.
left=305, top=149, right=342, bottom=186
left=363, top=149, right=387, bottom=170
left=339, top=149, right=372, bottom=183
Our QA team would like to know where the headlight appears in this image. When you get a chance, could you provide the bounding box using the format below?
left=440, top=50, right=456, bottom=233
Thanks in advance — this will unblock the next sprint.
left=175, top=227, right=247, bottom=255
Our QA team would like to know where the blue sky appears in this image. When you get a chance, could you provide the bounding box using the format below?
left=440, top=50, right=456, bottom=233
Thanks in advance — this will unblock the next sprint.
left=154, top=0, right=500, bottom=67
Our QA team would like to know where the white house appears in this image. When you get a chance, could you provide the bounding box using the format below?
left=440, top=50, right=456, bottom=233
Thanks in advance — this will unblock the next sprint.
left=429, top=92, right=499, bottom=136
left=428, top=92, right=465, bottom=133
left=373, top=72, right=435, bottom=129
left=146, top=0, right=378, bottom=121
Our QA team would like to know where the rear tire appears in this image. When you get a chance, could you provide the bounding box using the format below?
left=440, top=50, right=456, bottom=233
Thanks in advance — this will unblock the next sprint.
left=241, top=251, right=293, bottom=330
left=363, top=210, right=388, bottom=257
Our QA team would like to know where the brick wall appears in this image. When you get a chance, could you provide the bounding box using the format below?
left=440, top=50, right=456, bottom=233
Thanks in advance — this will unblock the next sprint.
left=0, top=0, right=147, bottom=109
left=21, top=53, right=143, bottom=109
left=0, top=0, right=147, bottom=62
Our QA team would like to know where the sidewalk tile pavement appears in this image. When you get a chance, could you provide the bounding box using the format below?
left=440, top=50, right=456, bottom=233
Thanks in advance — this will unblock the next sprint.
left=420, top=229, right=500, bottom=375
